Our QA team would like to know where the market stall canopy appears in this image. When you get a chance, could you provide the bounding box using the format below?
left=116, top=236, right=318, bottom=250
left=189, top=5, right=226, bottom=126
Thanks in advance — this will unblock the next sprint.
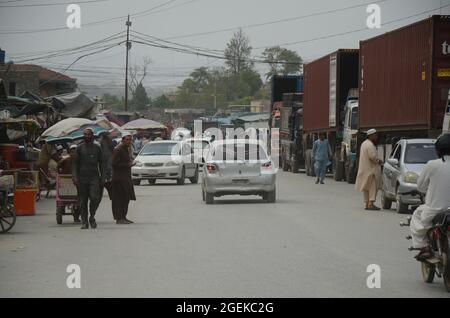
left=122, top=118, right=167, bottom=130
left=0, top=118, right=41, bottom=142
left=0, top=80, right=50, bottom=118
left=40, top=118, right=113, bottom=142
left=45, top=92, right=96, bottom=119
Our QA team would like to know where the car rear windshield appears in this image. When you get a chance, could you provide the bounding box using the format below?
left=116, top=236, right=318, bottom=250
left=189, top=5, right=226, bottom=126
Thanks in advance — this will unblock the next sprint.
left=404, top=143, right=437, bottom=164
left=140, top=143, right=177, bottom=156
left=212, top=143, right=268, bottom=161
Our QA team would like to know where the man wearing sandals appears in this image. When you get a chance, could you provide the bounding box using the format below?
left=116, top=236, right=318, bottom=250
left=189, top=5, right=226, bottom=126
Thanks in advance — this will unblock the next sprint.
left=355, top=129, right=383, bottom=211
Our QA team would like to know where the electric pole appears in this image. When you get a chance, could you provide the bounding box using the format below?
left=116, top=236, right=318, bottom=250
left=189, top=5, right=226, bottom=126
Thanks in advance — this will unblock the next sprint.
left=125, top=15, right=131, bottom=112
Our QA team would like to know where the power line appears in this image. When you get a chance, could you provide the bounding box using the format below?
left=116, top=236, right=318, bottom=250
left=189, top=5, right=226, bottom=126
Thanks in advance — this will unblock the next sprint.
left=0, top=0, right=110, bottom=8
left=163, top=0, right=390, bottom=40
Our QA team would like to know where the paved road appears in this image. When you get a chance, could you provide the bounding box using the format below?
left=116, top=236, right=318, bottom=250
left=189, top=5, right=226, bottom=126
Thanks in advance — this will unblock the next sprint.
left=1, top=171, right=449, bottom=297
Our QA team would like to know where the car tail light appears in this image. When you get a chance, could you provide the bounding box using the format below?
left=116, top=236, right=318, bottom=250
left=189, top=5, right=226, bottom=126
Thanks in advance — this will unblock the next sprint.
left=261, top=161, right=273, bottom=171
left=206, top=163, right=217, bottom=173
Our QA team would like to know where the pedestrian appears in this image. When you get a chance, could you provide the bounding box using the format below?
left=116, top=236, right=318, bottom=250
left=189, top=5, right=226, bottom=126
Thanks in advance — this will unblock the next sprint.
left=100, top=132, right=114, bottom=198
left=111, top=133, right=136, bottom=224
left=355, top=129, right=383, bottom=211
left=312, top=132, right=332, bottom=184
left=72, top=128, right=104, bottom=229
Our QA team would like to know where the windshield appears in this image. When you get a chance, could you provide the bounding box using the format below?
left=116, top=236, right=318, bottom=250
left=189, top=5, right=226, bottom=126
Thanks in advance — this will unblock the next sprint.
left=404, top=143, right=437, bottom=164
left=212, top=143, right=268, bottom=161
left=140, top=143, right=177, bottom=156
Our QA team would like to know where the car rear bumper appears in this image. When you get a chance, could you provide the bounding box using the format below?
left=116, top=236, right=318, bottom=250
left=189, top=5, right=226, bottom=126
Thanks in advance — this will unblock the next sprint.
left=203, top=173, right=276, bottom=195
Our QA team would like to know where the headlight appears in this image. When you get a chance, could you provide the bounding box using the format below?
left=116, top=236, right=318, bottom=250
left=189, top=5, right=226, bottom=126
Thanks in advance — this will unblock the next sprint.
left=404, top=171, right=419, bottom=184
left=134, top=161, right=143, bottom=167
left=165, top=161, right=180, bottom=167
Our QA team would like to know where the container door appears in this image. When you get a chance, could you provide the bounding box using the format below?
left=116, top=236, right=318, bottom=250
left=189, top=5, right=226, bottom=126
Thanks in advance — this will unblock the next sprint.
left=329, top=53, right=337, bottom=127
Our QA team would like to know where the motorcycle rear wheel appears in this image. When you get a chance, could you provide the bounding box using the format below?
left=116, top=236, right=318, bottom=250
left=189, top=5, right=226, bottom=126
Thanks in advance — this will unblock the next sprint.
left=441, top=238, right=450, bottom=292
left=421, top=262, right=435, bottom=284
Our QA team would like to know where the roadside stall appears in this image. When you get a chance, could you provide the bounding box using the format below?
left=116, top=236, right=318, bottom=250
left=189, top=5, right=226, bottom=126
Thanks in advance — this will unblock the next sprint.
left=122, top=118, right=168, bottom=140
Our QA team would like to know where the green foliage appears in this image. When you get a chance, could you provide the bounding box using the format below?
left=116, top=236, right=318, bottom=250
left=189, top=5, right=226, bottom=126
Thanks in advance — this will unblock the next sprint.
left=131, top=83, right=151, bottom=111
left=153, top=94, right=174, bottom=109
left=262, top=46, right=303, bottom=79
left=224, top=29, right=254, bottom=75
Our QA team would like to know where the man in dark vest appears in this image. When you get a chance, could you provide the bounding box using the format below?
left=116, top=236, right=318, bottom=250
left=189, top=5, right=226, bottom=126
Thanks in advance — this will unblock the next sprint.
left=111, top=133, right=136, bottom=224
left=72, top=128, right=104, bottom=229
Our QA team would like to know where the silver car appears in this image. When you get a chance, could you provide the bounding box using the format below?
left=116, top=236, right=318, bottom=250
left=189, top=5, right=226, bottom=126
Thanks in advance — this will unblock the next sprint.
left=381, top=139, right=437, bottom=213
left=202, top=139, right=277, bottom=204
left=132, top=141, right=199, bottom=185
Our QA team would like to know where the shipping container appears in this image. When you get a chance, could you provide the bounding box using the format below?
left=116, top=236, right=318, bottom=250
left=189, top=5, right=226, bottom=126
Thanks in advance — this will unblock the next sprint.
left=303, top=49, right=359, bottom=133
left=359, top=15, right=450, bottom=133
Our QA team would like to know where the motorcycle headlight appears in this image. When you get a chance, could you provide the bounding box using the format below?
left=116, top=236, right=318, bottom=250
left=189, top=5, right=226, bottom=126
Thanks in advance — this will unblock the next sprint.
left=165, top=161, right=180, bottom=167
left=404, top=171, right=419, bottom=184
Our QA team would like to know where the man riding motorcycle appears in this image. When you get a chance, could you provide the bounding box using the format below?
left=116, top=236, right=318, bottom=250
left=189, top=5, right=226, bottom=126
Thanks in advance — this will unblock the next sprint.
left=410, top=133, right=450, bottom=260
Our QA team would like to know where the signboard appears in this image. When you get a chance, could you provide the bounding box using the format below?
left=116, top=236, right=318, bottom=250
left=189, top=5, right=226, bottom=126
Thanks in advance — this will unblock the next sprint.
left=437, top=68, right=450, bottom=78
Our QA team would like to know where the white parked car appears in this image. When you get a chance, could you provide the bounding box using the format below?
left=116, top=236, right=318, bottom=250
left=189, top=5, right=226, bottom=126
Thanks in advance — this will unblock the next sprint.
left=132, top=141, right=199, bottom=185
left=202, top=139, right=277, bottom=204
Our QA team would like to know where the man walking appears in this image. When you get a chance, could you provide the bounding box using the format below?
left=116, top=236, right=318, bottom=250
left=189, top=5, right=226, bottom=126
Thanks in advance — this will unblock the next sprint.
left=312, top=132, right=332, bottom=184
left=111, top=133, right=136, bottom=224
left=72, top=128, right=104, bottom=229
left=355, top=129, right=383, bottom=210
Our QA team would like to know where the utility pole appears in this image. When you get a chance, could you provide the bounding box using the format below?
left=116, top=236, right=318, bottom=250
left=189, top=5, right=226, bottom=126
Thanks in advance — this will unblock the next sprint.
left=124, top=15, right=132, bottom=112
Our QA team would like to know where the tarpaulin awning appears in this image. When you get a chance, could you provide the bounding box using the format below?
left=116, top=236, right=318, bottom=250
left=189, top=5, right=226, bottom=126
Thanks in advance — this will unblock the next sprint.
left=45, top=92, right=96, bottom=119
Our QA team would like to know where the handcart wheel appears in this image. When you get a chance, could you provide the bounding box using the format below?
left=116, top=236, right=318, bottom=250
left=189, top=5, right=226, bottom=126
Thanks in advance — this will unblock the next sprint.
left=56, top=206, right=64, bottom=225
left=0, top=204, right=17, bottom=234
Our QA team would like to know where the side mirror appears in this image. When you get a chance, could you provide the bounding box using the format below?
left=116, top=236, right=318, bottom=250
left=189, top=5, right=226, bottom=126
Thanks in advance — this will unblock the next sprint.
left=387, top=158, right=399, bottom=166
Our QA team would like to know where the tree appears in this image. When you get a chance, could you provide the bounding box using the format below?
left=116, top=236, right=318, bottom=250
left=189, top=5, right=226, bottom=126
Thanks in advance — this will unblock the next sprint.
left=153, top=94, right=174, bottom=109
left=131, top=83, right=150, bottom=110
left=224, top=29, right=254, bottom=75
left=129, top=57, right=152, bottom=98
left=262, top=46, right=303, bottom=79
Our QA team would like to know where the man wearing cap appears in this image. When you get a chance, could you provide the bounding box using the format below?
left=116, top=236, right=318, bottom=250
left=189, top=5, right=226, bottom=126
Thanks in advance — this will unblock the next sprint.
left=111, top=133, right=136, bottom=224
left=72, top=128, right=104, bottom=229
left=355, top=129, right=383, bottom=210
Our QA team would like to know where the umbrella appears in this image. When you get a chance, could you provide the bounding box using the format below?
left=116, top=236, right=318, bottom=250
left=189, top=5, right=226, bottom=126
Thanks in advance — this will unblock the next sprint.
left=122, top=118, right=167, bottom=130
left=40, top=118, right=114, bottom=142
left=44, top=125, right=108, bottom=143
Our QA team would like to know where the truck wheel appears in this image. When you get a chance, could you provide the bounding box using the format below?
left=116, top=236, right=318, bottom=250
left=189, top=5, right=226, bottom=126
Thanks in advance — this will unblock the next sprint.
left=56, top=206, right=64, bottom=225
left=333, top=154, right=344, bottom=181
left=346, top=159, right=357, bottom=184
left=282, top=156, right=289, bottom=172
left=291, top=157, right=299, bottom=174
left=305, top=150, right=314, bottom=176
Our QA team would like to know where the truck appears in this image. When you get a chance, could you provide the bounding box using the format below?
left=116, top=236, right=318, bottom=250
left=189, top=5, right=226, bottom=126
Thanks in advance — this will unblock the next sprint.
left=302, top=49, right=360, bottom=181
left=268, top=75, right=303, bottom=159
left=279, top=93, right=304, bottom=172
left=357, top=15, right=450, bottom=164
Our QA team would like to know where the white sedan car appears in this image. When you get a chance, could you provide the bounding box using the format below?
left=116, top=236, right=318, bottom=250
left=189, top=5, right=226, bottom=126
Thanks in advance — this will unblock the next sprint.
left=132, top=141, right=199, bottom=185
left=202, top=139, right=277, bottom=204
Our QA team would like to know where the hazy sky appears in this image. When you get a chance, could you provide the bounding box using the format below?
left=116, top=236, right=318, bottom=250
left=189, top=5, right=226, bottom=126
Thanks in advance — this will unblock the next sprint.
left=1, top=0, right=449, bottom=91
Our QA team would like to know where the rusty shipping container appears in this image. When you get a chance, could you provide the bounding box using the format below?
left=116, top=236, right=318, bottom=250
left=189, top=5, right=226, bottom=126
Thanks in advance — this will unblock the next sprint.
left=359, top=15, right=450, bottom=133
left=303, top=49, right=359, bottom=132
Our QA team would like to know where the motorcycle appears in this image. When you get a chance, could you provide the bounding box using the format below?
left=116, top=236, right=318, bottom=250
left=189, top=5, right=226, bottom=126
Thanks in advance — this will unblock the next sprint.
left=400, top=190, right=450, bottom=292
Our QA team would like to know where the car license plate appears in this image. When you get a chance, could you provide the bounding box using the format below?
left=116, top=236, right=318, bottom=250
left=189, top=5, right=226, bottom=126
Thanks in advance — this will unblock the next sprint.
left=146, top=170, right=158, bottom=176
left=232, top=179, right=249, bottom=184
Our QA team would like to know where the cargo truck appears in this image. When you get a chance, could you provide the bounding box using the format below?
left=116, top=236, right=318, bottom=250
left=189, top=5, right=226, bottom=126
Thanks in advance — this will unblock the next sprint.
left=302, top=49, right=360, bottom=180
left=357, top=15, right=450, bottom=165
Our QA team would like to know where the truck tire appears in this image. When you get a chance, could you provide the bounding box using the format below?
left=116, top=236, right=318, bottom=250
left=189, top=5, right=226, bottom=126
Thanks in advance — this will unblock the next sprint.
left=346, top=159, right=357, bottom=184
left=305, top=150, right=314, bottom=177
left=333, top=153, right=344, bottom=181
left=291, top=156, right=299, bottom=173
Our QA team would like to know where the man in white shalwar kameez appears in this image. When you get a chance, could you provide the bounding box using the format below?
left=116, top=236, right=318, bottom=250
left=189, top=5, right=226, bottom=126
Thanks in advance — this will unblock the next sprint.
left=410, top=133, right=450, bottom=260
left=355, top=129, right=383, bottom=210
